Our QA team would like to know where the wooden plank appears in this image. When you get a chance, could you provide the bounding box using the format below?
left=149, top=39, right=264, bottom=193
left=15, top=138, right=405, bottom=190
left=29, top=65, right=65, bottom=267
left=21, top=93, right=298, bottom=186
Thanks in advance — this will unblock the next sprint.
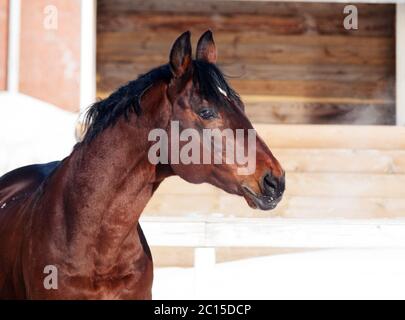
left=140, top=217, right=405, bottom=248
left=98, top=62, right=394, bottom=82
left=144, top=193, right=405, bottom=219
left=156, top=177, right=219, bottom=195
left=0, top=0, right=8, bottom=91
left=245, top=100, right=395, bottom=125
left=151, top=172, right=405, bottom=198
left=229, top=79, right=394, bottom=98
left=243, top=95, right=394, bottom=105
left=255, top=125, right=405, bottom=150
left=151, top=246, right=195, bottom=267
left=272, top=149, right=405, bottom=174
left=286, top=172, right=405, bottom=198
left=97, top=2, right=394, bottom=37
left=97, top=33, right=394, bottom=66
left=151, top=148, right=405, bottom=175
left=98, top=13, right=394, bottom=38
left=144, top=193, right=219, bottom=216
left=216, top=195, right=405, bottom=219
left=98, top=0, right=395, bottom=16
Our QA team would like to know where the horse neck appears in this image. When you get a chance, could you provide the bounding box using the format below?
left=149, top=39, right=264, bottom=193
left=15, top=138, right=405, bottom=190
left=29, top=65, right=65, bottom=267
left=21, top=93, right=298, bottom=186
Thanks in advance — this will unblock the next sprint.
left=50, top=83, right=172, bottom=263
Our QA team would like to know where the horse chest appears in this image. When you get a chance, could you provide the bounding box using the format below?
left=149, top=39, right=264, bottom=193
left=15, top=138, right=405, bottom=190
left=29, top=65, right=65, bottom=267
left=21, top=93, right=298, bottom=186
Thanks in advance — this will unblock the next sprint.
left=24, top=248, right=153, bottom=300
left=22, top=223, right=154, bottom=299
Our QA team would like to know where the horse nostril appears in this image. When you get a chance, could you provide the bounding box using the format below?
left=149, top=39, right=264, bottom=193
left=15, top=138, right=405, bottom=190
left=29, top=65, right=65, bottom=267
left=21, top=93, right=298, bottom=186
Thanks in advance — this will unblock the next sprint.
left=263, top=173, right=278, bottom=195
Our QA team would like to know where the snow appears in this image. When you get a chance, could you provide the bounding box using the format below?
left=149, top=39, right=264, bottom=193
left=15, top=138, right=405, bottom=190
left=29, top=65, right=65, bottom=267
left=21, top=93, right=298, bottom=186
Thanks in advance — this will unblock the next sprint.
left=154, top=249, right=405, bottom=300
left=0, top=93, right=78, bottom=175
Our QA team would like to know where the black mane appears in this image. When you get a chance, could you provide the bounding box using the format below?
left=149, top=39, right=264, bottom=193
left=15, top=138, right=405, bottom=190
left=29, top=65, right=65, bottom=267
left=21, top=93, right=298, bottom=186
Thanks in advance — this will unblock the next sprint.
left=82, top=60, right=241, bottom=143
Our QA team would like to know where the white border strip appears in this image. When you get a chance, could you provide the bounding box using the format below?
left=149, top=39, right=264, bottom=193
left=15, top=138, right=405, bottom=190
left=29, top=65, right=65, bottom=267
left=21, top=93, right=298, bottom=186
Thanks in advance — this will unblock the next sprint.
left=80, top=0, right=97, bottom=111
left=7, top=0, right=21, bottom=93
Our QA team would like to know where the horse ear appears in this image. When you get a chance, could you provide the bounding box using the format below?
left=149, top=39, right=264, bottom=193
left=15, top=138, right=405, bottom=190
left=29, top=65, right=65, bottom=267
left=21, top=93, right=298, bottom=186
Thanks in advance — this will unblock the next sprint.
left=196, top=30, right=217, bottom=64
left=169, top=31, right=192, bottom=78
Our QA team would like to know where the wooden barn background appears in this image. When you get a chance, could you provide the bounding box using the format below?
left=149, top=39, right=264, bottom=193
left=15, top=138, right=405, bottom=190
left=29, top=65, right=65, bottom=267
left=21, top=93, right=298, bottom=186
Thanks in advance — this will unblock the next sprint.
left=96, top=0, right=401, bottom=267
left=97, top=0, right=395, bottom=125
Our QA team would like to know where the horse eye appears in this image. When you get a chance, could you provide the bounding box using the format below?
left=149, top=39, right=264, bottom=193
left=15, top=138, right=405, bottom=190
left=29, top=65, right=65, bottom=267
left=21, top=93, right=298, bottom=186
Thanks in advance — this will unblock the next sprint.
left=197, top=108, right=217, bottom=120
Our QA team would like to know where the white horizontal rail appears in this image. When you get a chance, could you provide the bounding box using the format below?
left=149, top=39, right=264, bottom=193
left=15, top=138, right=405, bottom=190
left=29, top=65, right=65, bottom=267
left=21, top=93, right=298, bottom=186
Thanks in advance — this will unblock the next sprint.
left=140, top=217, right=405, bottom=249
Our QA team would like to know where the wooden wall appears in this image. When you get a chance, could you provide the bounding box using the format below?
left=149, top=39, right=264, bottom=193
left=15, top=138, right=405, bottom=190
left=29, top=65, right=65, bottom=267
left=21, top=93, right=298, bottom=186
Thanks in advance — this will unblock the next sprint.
left=19, top=0, right=81, bottom=111
left=97, top=0, right=396, bottom=125
left=143, top=124, right=405, bottom=266
left=0, top=0, right=8, bottom=91
left=145, top=124, right=405, bottom=220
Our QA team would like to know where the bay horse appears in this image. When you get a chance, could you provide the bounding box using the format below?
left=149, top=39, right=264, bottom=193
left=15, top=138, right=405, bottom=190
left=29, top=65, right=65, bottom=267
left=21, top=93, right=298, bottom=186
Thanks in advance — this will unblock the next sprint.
left=0, top=31, right=285, bottom=299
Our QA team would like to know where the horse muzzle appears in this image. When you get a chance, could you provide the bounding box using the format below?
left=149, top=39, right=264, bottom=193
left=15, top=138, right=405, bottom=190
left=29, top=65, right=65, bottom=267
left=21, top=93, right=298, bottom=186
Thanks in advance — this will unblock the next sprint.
left=242, top=172, right=285, bottom=210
